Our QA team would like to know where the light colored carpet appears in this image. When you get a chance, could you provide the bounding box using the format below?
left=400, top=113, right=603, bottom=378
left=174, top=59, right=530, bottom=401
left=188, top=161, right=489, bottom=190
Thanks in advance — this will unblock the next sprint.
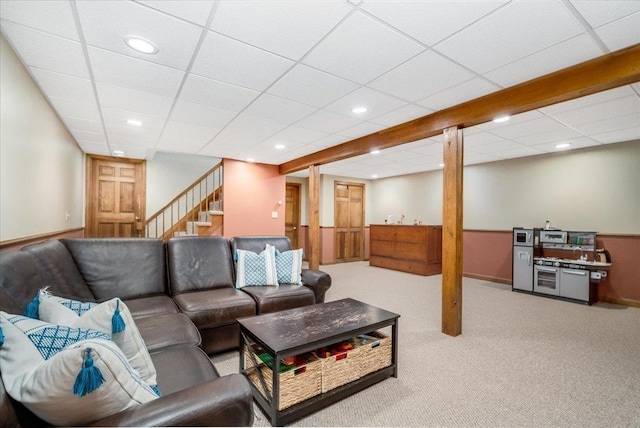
left=211, top=262, right=640, bottom=427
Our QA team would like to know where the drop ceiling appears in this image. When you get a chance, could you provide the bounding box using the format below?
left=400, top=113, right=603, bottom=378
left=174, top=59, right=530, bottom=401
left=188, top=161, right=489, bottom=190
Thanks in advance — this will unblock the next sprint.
left=1, top=0, right=639, bottom=179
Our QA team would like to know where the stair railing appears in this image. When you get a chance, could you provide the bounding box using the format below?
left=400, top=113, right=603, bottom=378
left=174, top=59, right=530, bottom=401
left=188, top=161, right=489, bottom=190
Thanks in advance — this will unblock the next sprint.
left=145, top=162, right=223, bottom=240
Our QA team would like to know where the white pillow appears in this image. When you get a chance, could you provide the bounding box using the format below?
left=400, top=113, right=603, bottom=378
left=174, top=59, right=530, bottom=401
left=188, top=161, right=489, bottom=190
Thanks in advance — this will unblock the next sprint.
left=36, top=290, right=158, bottom=391
left=267, top=244, right=304, bottom=285
left=0, top=312, right=159, bottom=426
left=235, top=245, right=278, bottom=288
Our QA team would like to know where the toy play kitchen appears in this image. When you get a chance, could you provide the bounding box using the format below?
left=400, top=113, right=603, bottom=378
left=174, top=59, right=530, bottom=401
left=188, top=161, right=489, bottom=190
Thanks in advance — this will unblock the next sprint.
left=512, top=225, right=611, bottom=305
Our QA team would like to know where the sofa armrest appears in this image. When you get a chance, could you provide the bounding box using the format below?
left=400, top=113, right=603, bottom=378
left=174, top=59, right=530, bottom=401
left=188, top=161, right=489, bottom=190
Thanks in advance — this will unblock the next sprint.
left=301, top=269, right=332, bottom=303
left=89, top=374, right=254, bottom=427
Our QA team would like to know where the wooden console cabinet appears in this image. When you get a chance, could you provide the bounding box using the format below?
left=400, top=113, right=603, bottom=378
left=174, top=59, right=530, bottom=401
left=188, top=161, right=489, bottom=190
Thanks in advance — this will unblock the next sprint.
left=369, top=225, right=442, bottom=276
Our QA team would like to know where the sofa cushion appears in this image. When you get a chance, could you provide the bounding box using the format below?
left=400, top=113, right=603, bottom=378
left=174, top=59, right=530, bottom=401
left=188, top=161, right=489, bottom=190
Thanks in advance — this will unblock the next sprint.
left=135, top=313, right=201, bottom=352
left=241, top=284, right=315, bottom=314
left=0, top=312, right=159, bottom=426
left=0, top=251, right=46, bottom=315
left=167, top=236, right=235, bottom=294
left=235, top=246, right=278, bottom=288
left=172, top=288, right=256, bottom=330
left=125, top=295, right=179, bottom=319
left=36, top=291, right=158, bottom=389
left=61, top=238, right=168, bottom=300
left=150, top=346, right=220, bottom=396
left=21, top=240, right=95, bottom=302
left=230, top=235, right=292, bottom=255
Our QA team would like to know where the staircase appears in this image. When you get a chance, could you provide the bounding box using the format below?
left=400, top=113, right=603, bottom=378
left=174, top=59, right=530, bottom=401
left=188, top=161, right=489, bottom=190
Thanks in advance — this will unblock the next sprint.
left=145, top=162, right=223, bottom=240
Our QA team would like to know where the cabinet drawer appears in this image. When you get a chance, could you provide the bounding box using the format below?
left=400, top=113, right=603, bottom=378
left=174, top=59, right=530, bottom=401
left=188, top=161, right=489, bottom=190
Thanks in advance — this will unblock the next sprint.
left=370, top=226, right=395, bottom=241
left=370, top=240, right=395, bottom=258
left=395, top=227, right=426, bottom=243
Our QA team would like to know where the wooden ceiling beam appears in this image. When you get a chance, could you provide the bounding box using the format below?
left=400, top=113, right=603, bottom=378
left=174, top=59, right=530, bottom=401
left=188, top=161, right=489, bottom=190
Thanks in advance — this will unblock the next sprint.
left=279, top=43, right=640, bottom=175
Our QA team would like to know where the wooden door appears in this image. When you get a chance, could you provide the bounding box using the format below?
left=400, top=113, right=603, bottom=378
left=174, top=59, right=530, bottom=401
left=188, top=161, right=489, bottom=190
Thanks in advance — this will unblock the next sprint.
left=86, top=155, right=146, bottom=238
left=285, top=183, right=301, bottom=249
left=334, top=182, right=364, bottom=263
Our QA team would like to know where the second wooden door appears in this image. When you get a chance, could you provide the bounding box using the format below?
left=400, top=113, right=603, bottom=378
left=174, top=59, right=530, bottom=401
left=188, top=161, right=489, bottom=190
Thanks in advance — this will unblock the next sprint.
left=334, top=182, right=364, bottom=263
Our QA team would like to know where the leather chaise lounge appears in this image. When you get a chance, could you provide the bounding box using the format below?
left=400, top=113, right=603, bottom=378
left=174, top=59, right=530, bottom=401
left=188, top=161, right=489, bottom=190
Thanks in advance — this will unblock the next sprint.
left=0, top=235, right=331, bottom=427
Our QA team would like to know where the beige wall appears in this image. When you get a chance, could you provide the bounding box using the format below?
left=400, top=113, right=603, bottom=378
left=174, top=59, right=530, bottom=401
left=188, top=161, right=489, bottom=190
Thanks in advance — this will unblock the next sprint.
left=0, top=34, right=84, bottom=242
left=371, top=140, right=640, bottom=234
left=146, top=151, right=221, bottom=216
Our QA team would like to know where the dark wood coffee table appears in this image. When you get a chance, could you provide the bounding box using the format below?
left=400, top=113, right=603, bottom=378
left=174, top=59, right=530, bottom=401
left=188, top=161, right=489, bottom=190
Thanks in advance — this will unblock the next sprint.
left=238, top=298, right=400, bottom=426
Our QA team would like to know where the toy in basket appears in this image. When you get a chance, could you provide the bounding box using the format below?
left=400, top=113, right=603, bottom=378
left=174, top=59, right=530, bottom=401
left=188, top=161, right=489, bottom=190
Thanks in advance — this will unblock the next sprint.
left=244, top=344, right=322, bottom=410
left=314, top=339, right=362, bottom=393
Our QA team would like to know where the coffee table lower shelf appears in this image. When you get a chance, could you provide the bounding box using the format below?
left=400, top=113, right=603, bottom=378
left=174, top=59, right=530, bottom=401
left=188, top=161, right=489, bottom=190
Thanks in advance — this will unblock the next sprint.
left=245, top=364, right=396, bottom=426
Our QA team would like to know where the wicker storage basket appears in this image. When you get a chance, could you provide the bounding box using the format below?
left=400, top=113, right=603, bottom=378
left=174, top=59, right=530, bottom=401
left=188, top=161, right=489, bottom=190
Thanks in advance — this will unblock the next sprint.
left=244, top=345, right=321, bottom=410
left=353, top=331, right=392, bottom=377
left=315, top=341, right=363, bottom=393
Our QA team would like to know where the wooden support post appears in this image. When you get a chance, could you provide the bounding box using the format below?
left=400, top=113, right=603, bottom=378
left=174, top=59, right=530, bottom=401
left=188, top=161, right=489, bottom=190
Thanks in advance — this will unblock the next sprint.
left=442, top=126, right=463, bottom=336
left=308, top=165, right=320, bottom=270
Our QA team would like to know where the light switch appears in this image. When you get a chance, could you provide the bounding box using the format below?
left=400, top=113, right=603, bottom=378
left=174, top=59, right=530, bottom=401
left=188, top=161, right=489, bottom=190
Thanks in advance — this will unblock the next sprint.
left=271, top=211, right=278, bottom=219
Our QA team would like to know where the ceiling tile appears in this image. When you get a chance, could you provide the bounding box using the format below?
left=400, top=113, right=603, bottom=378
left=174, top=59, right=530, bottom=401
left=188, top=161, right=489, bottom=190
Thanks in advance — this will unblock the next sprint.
left=191, top=31, right=294, bottom=91
left=492, top=145, right=545, bottom=159
left=369, top=104, right=433, bottom=127
left=101, top=106, right=167, bottom=131
left=302, top=11, right=424, bottom=84
left=570, top=1, right=640, bottom=29
left=268, top=126, right=330, bottom=146
left=574, top=112, right=640, bottom=135
left=1, top=21, right=89, bottom=78
left=369, top=51, right=476, bottom=102
left=295, top=109, right=362, bottom=133
left=244, top=94, right=317, bottom=125
left=96, top=82, right=174, bottom=118
left=325, top=87, right=407, bottom=119
left=71, top=130, right=107, bottom=145
left=484, top=34, right=604, bottom=88
left=417, top=78, right=499, bottom=111
left=533, top=136, right=599, bottom=153
left=77, top=1, right=203, bottom=70
left=48, top=97, right=102, bottom=122
left=170, top=100, right=236, bottom=128
left=462, top=131, right=511, bottom=148
left=76, top=141, right=111, bottom=156
left=88, top=47, right=184, bottom=98
left=551, top=95, right=640, bottom=127
left=0, top=0, right=78, bottom=40
left=62, top=117, right=104, bottom=135
left=541, top=85, right=635, bottom=114
left=361, top=1, right=506, bottom=46
left=108, top=133, right=155, bottom=148
left=466, top=139, right=522, bottom=154
left=29, top=68, right=96, bottom=105
left=105, top=122, right=162, bottom=142
left=137, top=0, right=215, bottom=26
left=109, top=145, right=148, bottom=159
left=475, top=110, right=545, bottom=131
left=210, top=1, right=351, bottom=60
left=267, top=64, right=359, bottom=107
left=595, top=11, right=640, bottom=51
left=488, top=116, right=568, bottom=140
left=514, top=127, right=584, bottom=146
left=156, top=121, right=220, bottom=152
left=590, top=127, right=640, bottom=144
left=338, top=122, right=386, bottom=139
left=225, top=114, right=288, bottom=138
left=179, top=74, right=260, bottom=112
left=464, top=153, right=502, bottom=165
left=434, top=1, right=584, bottom=74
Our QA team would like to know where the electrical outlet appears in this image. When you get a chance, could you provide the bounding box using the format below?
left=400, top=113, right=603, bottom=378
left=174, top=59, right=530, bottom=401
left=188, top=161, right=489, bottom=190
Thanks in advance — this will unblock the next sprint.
left=271, top=211, right=278, bottom=219
left=600, top=271, right=607, bottom=278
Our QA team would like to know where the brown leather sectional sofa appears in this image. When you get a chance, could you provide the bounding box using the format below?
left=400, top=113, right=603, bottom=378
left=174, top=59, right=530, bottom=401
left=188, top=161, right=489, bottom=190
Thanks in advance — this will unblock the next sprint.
left=0, top=235, right=331, bottom=427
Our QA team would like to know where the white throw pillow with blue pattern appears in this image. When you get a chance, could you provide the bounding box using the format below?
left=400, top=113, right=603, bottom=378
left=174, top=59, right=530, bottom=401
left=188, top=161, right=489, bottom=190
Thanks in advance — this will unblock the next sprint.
left=235, top=245, right=278, bottom=288
left=36, top=290, right=158, bottom=392
left=267, top=244, right=304, bottom=285
left=0, top=312, right=159, bottom=426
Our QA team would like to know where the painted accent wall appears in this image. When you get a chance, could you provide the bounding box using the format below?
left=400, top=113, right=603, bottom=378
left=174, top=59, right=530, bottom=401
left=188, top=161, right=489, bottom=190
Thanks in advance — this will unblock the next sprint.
left=0, top=34, right=84, bottom=242
left=223, top=159, right=285, bottom=238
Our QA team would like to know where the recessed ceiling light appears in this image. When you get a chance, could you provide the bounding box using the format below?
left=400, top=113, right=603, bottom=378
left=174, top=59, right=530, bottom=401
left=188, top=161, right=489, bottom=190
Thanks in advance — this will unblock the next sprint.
left=555, top=143, right=571, bottom=149
left=246, top=158, right=255, bottom=163
left=127, top=119, right=142, bottom=126
left=371, top=174, right=378, bottom=178
left=493, top=115, right=510, bottom=123
left=351, top=106, right=368, bottom=114
left=275, top=144, right=286, bottom=150
left=113, top=150, right=126, bottom=157
left=124, top=36, right=158, bottom=54
left=370, top=149, right=380, bottom=155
